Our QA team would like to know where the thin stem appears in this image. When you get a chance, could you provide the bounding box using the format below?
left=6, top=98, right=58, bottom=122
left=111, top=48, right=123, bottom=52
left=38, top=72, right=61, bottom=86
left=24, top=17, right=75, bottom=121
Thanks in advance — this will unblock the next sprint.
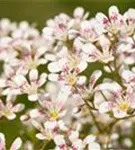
left=83, top=98, right=103, bottom=132
left=40, top=141, right=48, bottom=150
left=100, top=91, right=108, bottom=101
left=108, top=64, right=114, bottom=73
left=74, top=86, right=103, bottom=133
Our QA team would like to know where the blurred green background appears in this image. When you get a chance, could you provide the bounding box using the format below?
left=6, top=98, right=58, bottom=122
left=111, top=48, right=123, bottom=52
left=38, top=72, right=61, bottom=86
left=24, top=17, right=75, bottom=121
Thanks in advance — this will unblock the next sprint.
left=0, top=0, right=135, bottom=30
left=0, top=0, right=135, bottom=149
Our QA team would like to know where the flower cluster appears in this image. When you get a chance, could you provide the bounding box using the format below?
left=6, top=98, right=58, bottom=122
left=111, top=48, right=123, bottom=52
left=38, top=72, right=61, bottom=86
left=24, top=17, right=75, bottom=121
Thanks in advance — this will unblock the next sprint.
left=0, top=5, right=135, bottom=149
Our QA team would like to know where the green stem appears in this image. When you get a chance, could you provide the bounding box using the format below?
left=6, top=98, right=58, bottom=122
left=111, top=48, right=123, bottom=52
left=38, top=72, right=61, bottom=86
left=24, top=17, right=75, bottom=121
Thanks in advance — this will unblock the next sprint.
left=40, top=141, right=48, bottom=150
left=74, top=86, right=103, bottom=133
left=84, top=99, right=103, bottom=133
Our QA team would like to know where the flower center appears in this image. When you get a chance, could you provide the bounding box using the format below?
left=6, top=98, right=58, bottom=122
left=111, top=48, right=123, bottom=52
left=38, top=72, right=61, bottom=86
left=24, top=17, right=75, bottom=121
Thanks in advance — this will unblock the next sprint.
left=66, top=74, right=77, bottom=86
left=118, top=101, right=130, bottom=111
left=50, top=111, right=59, bottom=119
left=3, top=109, right=12, bottom=117
left=108, top=24, right=119, bottom=35
left=26, top=60, right=37, bottom=70
left=27, top=85, right=37, bottom=94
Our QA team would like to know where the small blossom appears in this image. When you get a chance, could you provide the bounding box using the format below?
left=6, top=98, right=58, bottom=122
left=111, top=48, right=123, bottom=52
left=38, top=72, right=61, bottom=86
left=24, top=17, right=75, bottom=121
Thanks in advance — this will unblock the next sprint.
left=0, top=96, right=24, bottom=120
left=14, top=69, right=47, bottom=101
left=32, top=120, right=67, bottom=141
left=97, top=82, right=135, bottom=118
left=82, top=35, right=114, bottom=63
left=96, top=5, right=124, bottom=36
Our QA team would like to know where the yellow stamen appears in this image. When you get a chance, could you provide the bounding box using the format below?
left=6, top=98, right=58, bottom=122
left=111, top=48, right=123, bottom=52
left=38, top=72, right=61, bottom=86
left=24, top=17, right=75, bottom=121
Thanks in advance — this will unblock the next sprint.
left=66, top=74, right=77, bottom=86
left=118, top=101, right=130, bottom=111
left=26, top=60, right=37, bottom=70
left=50, top=111, right=59, bottom=119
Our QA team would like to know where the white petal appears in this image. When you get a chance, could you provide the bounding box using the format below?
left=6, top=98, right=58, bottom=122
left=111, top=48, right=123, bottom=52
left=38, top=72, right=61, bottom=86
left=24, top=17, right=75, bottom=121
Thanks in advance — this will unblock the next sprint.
left=82, top=43, right=97, bottom=54
left=13, top=75, right=27, bottom=87
left=48, top=60, right=65, bottom=73
left=99, top=35, right=110, bottom=50
left=89, top=70, right=102, bottom=90
left=36, top=133, right=46, bottom=140
left=121, top=70, right=135, bottom=83
left=104, top=66, right=112, bottom=73
left=4, top=65, right=14, bottom=77
left=88, top=142, right=100, bottom=150
left=99, top=102, right=113, bottom=114
left=44, top=121, right=56, bottom=130
left=45, top=54, right=56, bottom=61
left=29, top=69, right=38, bottom=83
left=0, top=99, right=5, bottom=109
left=109, top=5, right=119, bottom=20
left=38, top=58, right=47, bottom=65
left=73, top=7, right=84, bottom=18
left=20, top=115, right=29, bottom=121
left=48, top=73, right=59, bottom=81
left=77, top=61, right=87, bottom=72
left=84, top=135, right=96, bottom=144
left=7, top=113, right=16, bottom=120
left=69, top=131, right=79, bottom=141
left=95, top=82, right=122, bottom=93
left=96, top=12, right=108, bottom=28
left=73, top=139, right=83, bottom=149
left=125, top=8, right=135, bottom=21
left=43, top=27, right=54, bottom=37
left=57, top=120, right=68, bottom=131
left=0, top=79, right=6, bottom=88
left=37, top=47, right=47, bottom=58
left=77, top=76, right=86, bottom=85
left=31, top=120, right=42, bottom=130
left=28, top=94, right=38, bottom=101
left=29, top=109, right=41, bottom=118
left=10, top=137, right=22, bottom=150
left=0, top=133, right=6, bottom=150
left=74, top=39, right=83, bottom=50
left=113, top=108, right=126, bottom=118
left=12, top=104, right=25, bottom=112
left=56, top=85, right=70, bottom=107
left=38, top=73, right=47, bottom=86
left=54, top=135, right=65, bottom=146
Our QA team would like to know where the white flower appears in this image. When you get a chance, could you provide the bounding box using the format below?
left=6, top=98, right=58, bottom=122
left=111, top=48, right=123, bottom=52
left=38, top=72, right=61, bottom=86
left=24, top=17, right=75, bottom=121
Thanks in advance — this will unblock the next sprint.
left=43, top=13, right=71, bottom=42
left=32, top=120, right=67, bottom=141
left=0, top=18, right=16, bottom=37
left=82, top=35, right=114, bottom=63
left=47, top=44, right=88, bottom=73
left=96, top=82, right=135, bottom=118
left=14, top=40, right=47, bottom=74
left=38, top=86, right=70, bottom=120
left=96, top=5, right=124, bottom=36
left=11, top=21, right=39, bottom=39
left=14, top=69, right=47, bottom=101
left=76, top=19, right=103, bottom=43
left=49, top=67, right=86, bottom=90
left=0, top=96, right=24, bottom=120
